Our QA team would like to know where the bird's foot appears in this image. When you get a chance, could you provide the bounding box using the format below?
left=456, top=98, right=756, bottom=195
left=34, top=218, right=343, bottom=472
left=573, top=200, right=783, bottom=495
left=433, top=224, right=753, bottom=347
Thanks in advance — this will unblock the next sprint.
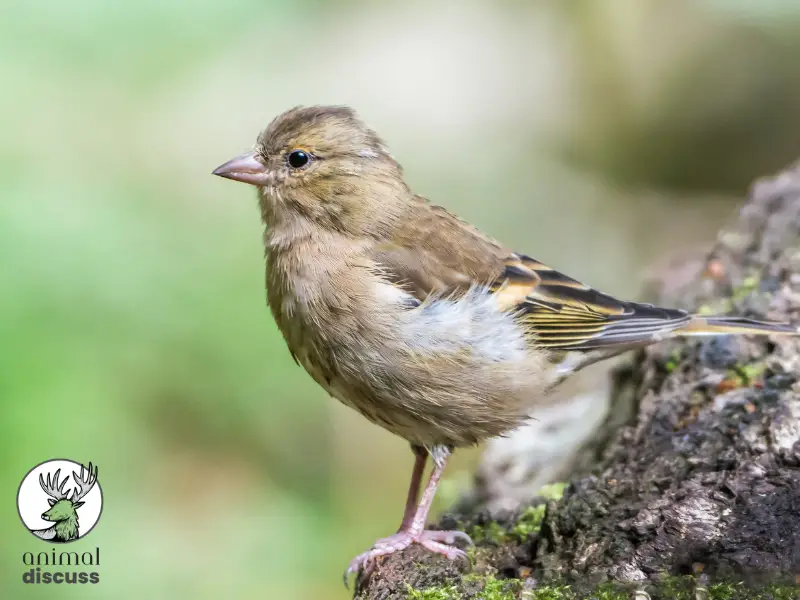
left=344, top=529, right=472, bottom=586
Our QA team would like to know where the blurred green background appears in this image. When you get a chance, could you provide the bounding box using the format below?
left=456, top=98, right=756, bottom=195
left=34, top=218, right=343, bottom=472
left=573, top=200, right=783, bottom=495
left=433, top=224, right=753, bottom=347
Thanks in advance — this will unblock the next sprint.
left=3, top=1, right=800, bottom=598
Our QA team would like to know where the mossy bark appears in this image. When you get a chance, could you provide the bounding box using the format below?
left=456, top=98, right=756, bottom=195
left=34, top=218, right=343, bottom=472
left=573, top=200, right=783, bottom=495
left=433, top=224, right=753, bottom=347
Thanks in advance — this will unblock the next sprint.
left=356, top=163, right=800, bottom=600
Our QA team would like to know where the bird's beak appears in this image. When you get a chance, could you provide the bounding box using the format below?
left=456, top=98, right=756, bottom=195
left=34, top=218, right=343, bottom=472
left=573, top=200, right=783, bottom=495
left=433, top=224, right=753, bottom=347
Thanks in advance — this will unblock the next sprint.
left=212, top=151, right=270, bottom=186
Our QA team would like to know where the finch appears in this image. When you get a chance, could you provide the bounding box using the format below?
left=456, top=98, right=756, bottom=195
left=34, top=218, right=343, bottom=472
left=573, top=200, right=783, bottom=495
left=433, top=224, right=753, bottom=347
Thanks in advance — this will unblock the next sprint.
left=213, top=105, right=798, bottom=583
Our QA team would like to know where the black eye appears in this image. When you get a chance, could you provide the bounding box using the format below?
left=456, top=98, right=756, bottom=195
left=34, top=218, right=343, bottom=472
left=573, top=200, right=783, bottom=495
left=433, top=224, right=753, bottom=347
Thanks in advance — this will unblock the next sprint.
left=287, top=150, right=310, bottom=169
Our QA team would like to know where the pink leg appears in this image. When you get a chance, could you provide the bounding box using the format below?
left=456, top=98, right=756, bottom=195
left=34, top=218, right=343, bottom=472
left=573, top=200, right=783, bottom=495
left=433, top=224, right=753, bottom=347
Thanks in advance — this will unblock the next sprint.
left=344, top=446, right=472, bottom=586
left=398, top=446, right=427, bottom=530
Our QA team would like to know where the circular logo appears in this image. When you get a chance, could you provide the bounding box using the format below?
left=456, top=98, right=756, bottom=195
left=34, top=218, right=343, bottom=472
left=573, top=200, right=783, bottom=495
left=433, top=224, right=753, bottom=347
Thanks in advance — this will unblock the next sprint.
left=17, top=459, right=102, bottom=543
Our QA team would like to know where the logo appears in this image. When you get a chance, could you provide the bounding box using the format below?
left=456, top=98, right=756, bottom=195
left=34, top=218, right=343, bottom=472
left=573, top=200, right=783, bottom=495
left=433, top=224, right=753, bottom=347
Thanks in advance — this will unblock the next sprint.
left=17, top=459, right=102, bottom=543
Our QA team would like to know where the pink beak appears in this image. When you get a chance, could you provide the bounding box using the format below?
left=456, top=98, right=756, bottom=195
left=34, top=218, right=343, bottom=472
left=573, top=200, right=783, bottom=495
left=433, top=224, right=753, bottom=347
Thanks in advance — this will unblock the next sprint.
left=212, top=151, right=270, bottom=186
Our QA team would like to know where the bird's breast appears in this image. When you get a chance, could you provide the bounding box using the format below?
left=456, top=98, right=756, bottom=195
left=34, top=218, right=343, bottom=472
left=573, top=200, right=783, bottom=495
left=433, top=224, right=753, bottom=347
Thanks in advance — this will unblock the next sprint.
left=264, top=249, right=551, bottom=447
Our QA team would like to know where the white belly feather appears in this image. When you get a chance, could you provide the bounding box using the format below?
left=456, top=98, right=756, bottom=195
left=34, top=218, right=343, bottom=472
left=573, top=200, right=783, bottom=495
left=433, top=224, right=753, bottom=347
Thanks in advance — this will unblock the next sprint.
left=376, top=282, right=529, bottom=364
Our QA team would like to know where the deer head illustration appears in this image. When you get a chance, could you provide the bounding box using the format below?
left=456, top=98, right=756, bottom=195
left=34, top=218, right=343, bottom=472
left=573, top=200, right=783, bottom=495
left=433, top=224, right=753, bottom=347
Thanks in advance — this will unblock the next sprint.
left=31, top=463, right=98, bottom=542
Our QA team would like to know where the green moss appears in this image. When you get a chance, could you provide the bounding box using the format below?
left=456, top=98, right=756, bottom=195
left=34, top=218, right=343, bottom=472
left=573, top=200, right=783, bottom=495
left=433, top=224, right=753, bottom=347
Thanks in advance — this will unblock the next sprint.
left=406, top=583, right=460, bottom=600
left=704, top=581, right=741, bottom=599
left=524, top=584, right=573, bottom=599
left=655, top=576, right=799, bottom=600
left=658, top=575, right=695, bottom=600
left=731, top=275, right=760, bottom=302
left=468, top=519, right=509, bottom=544
left=522, top=581, right=656, bottom=600
left=736, top=362, right=766, bottom=384
left=696, top=298, right=734, bottom=316
left=759, top=582, right=800, bottom=600
left=538, top=482, right=567, bottom=501
left=510, top=504, right=547, bottom=542
left=466, top=575, right=522, bottom=599
left=665, top=349, right=682, bottom=373
left=724, top=362, right=767, bottom=388
left=591, top=583, right=631, bottom=600
left=695, top=275, right=761, bottom=318
left=407, top=576, right=521, bottom=600
left=407, top=576, right=799, bottom=600
left=503, top=483, right=566, bottom=542
left=696, top=304, right=714, bottom=316
left=470, top=487, right=569, bottom=545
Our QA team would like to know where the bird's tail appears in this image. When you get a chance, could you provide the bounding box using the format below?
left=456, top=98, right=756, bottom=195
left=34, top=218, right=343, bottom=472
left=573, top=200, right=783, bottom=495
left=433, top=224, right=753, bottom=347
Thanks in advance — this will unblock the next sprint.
left=673, top=316, right=800, bottom=337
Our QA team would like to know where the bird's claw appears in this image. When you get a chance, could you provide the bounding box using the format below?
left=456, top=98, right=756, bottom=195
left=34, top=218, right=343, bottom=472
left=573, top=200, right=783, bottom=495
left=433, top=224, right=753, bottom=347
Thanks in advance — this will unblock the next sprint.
left=343, top=557, right=375, bottom=589
left=343, top=529, right=471, bottom=588
left=426, top=529, right=473, bottom=546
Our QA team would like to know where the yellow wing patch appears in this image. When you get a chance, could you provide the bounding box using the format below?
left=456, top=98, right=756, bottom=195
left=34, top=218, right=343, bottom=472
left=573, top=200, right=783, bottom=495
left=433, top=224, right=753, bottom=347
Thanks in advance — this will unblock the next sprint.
left=491, top=254, right=691, bottom=351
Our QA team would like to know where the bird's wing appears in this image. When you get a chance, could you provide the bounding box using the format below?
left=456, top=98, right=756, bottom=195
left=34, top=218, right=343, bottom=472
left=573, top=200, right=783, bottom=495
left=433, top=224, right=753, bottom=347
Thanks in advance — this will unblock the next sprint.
left=370, top=197, right=511, bottom=300
left=375, top=198, right=691, bottom=352
left=490, top=253, right=691, bottom=351
left=369, top=243, right=477, bottom=301
left=369, top=243, right=691, bottom=353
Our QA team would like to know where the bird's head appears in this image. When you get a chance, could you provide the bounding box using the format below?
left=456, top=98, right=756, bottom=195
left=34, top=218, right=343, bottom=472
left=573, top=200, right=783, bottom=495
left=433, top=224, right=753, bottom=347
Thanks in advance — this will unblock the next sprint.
left=213, top=105, right=409, bottom=236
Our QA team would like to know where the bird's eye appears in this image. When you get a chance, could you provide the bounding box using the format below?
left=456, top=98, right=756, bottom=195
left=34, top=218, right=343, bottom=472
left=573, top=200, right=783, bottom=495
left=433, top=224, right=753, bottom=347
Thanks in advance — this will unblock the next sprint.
left=287, top=150, right=311, bottom=169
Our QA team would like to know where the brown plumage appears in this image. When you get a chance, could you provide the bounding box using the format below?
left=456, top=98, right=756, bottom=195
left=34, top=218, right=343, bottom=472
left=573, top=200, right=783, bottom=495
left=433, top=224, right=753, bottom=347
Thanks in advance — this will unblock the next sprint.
left=213, top=105, right=799, bottom=582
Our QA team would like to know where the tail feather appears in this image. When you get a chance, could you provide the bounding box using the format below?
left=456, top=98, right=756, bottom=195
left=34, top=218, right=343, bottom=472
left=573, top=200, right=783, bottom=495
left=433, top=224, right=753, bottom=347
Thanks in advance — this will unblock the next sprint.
left=674, top=316, right=800, bottom=337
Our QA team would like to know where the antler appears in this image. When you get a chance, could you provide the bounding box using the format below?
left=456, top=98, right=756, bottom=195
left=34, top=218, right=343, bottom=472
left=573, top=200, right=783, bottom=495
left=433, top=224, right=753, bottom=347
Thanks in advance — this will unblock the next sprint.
left=71, top=462, right=98, bottom=503
left=39, top=469, right=70, bottom=501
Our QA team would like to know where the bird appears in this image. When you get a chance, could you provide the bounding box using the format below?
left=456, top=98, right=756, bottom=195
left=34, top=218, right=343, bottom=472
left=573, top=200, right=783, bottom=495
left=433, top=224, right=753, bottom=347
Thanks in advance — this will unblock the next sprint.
left=212, top=105, right=799, bottom=584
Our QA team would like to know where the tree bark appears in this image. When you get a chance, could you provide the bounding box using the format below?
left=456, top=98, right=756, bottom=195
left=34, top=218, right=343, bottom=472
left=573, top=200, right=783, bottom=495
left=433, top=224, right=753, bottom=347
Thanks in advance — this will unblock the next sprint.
left=356, top=162, right=800, bottom=600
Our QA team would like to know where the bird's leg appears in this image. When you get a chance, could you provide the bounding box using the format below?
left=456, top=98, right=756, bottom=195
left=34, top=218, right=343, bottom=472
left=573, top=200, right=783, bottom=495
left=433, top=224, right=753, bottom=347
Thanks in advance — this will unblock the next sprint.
left=344, top=445, right=472, bottom=586
left=402, top=445, right=472, bottom=554
left=398, top=445, right=427, bottom=530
